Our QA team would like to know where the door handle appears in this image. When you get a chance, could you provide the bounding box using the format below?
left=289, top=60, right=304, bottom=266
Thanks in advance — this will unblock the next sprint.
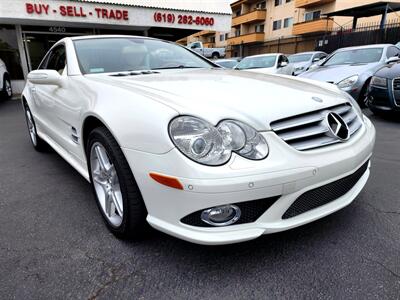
left=31, top=86, right=36, bottom=93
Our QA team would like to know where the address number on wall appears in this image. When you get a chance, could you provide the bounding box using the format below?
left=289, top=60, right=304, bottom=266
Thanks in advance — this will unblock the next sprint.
left=49, top=27, right=66, bottom=33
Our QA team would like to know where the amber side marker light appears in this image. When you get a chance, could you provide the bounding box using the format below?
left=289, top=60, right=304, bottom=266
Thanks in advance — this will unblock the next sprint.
left=149, top=173, right=184, bottom=190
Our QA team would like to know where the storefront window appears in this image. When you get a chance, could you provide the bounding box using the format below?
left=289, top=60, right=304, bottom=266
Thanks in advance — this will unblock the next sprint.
left=0, top=25, right=24, bottom=79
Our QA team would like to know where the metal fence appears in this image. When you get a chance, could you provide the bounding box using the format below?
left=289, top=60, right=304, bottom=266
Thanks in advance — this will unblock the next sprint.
left=315, top=20, right=400, bottom=53
left=227, top=20, right=400, bottom=57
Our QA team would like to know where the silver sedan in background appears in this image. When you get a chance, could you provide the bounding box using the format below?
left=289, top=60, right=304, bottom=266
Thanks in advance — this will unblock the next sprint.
left=299, top=44, right=400, bottom=105
left=214, top=58, right=241, bottom=69
left=288, top=51, right=327, bottom=76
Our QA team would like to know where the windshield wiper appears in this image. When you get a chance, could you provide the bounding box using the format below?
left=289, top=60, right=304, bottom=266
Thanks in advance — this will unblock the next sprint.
left=151, top=65, right=203, bottom=70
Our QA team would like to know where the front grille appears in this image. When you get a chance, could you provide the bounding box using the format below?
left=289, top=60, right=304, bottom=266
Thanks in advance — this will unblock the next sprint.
left=270, top=103, right=362, bottom=151
left=282, top=160, right=369, bottom=219
left=180, top=196, right=280, bottom=227
left=392, top=78, right=400, bottom=106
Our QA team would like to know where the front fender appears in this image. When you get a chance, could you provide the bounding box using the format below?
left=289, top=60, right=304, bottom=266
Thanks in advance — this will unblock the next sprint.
left=83, top=85, right=179, bottom=155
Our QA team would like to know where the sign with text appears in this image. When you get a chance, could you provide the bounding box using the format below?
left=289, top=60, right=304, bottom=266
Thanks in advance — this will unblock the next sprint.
left=25, top=3, right=129, bottom=21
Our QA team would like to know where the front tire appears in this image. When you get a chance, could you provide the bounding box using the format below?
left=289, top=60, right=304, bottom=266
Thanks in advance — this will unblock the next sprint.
left=1, top=76, right=12, bottom=100
left=23, top=105, right=48, bottom=151
left=87, top=127, right=147, bottom=239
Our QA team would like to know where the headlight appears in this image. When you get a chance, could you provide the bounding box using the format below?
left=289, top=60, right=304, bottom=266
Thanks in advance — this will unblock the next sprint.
left=337, top=75, right=359, bottom=91
left=370, top=76, right=387, bottom=88
left=169, top=116, right=269, bottom=166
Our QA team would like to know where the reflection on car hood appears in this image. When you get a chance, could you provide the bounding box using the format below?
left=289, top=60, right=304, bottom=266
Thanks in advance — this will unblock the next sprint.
left=375, top=62, right=400, bottom=79
left=86, top=69, right=347, bottom=131
left=300, top=63, right=380, bottom=83
left=241, top=67, right=278, bottom=74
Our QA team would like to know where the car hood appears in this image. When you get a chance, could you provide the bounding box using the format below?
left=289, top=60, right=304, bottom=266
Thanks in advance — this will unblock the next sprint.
left=375, top=62, right=400, bottom=79
left=86, top=69, right=347, bottom=131
left=300, top=63, right=380, bottom=83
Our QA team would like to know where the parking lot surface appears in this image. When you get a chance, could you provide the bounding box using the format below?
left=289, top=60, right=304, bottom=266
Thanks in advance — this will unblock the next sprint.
left=0, top=99, right=399, bottom=299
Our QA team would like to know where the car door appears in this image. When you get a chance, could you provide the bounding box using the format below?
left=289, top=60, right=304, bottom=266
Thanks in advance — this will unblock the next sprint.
left=31, top=45, right=67, bottom=141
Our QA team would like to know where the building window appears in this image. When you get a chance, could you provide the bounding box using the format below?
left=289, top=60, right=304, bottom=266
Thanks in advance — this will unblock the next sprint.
left=0, top=25, right=24, bottom=79
left=256, top=1, right=266, bottom=9
left=284, top=17, right=293, bottom=28
left=286, top=0, right=292, bottom=2
left=235, top=29, right=241, bottom=37
left=305, top=10, right=321, bottom=21
left=220, top=34, right=225, bottom=41
left=273, top=20, right=282, bottom=31
left=234, top=10, right=241, bottom=17
left=275, top=0, right=283, bottom=6
left=255, top=24, right=265, bottom=33
left=210, top=37, right=215, bottom=43
left=225, top=33, right=229, bottom=40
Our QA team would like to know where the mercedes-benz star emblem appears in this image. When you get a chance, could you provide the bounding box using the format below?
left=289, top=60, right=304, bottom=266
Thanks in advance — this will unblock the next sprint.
left=325, top=112, right=350, bottom=141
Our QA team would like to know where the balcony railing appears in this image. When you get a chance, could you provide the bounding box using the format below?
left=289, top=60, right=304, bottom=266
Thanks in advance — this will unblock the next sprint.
left=293, top=18, right=334, bottom=35
left=228, top=32, right=265, bottom=45
left=232, top=9, right=267, bottom=26
left=295, top=0, right=335, bottom=8
left=192, top=30, right=215, bottom=37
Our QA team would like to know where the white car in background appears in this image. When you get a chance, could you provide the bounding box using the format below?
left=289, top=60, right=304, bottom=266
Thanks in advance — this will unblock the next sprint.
left=289, top=51, right=328, bottom=76
left=235, top=53, right=295, bottom=75
left=0, top=58, right=12, bottom=99
left=23, top=35, right=375, bottom=245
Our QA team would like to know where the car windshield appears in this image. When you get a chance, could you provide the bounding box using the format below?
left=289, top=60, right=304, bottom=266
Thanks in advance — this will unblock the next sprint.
left=73, top=37, right=213, bottom=74
left=323, top=48, right=383, bottom=66
left=288, top=54, right=312, bottom=63
left=235, top=56, right=276, bottom=70
left=216, top=60, right=238, bottom=69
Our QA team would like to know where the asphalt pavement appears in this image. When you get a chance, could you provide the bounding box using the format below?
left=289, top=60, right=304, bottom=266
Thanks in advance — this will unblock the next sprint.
left=0, top=99, right=399, bottom=299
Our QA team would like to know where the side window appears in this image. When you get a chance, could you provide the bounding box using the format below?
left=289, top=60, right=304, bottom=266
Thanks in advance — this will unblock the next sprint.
left=46, top=45, right=66, bottom=74
left=191, top=42, right=201, bottom=49
left=37, top=53, right=50, bottom=70
left=386, top=46, right=400, bottom=58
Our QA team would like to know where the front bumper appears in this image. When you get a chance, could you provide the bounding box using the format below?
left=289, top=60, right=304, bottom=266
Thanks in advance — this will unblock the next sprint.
left=368, top=83, right=400, bottom=112
left=122, top=117, right=375, bottom=245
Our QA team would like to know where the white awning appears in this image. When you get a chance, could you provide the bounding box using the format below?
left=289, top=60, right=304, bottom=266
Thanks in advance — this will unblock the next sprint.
left=71, top=0, right=232, bottom=15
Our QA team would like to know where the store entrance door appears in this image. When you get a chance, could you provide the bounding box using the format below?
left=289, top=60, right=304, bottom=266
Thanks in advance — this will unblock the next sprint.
left=21, top=26, right=94, bottom=71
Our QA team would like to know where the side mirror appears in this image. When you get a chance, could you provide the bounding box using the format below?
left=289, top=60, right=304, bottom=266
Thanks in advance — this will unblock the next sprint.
left=27, top=70, right=65, bottom=87
left=279, top=61, right=288, bottom=68
left=309, top=63, right=319, bottom=71
left=385, top=56, right=400, bottom=64
left=312, top=57, right=321, bottom=63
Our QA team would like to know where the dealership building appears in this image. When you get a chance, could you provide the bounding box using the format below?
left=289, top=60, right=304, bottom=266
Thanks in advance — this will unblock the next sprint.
left=0, top=0, right=231, bottom=93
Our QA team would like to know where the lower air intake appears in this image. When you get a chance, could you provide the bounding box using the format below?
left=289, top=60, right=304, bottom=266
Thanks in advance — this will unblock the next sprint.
left=282, top=160, right=369, bottom=219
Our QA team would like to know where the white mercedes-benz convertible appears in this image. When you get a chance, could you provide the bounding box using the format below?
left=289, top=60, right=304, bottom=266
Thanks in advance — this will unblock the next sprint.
left=22, top=36, right=375, bottom=245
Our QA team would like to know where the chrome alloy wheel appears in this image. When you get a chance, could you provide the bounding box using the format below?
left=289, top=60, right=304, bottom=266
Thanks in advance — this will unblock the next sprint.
left=90, top=142, right=124, bottom=227
left=5, top=80, right=11, bottom=97
left=25, top=109, right=37, bottom=146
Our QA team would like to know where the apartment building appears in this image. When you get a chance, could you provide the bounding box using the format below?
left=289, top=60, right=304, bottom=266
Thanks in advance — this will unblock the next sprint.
left=228, top=0, right=300, bottom=56
left=293, top=0, right=400, bottom=36
left=228, top=0, right=400, bottom=57
left=177, top=0, right=400, bottom=57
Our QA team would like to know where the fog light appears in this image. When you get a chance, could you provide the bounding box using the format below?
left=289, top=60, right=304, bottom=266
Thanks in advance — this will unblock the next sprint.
left=201, top=205, right=241, bottom=226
